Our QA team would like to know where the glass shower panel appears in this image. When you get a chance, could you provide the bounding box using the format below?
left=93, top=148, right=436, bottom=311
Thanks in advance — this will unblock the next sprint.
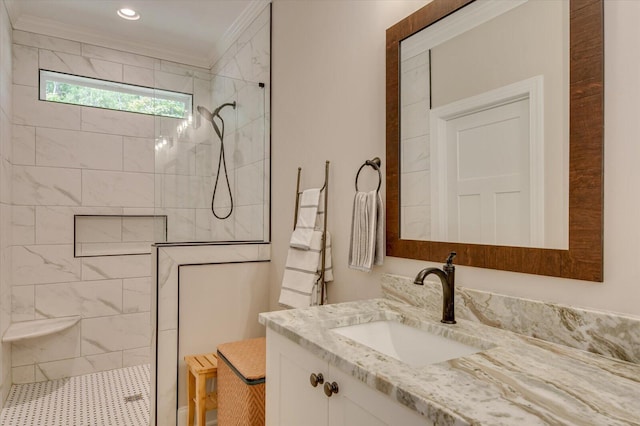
left=153, top=72, right=269, bottom=243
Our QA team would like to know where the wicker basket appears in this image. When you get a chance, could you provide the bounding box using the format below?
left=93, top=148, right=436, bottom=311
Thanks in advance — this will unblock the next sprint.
left=217, top=337, right=266, bottom=426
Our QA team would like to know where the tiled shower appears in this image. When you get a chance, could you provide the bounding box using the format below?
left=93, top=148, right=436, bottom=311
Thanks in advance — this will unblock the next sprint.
left=0, top=1, right=270, bottom=424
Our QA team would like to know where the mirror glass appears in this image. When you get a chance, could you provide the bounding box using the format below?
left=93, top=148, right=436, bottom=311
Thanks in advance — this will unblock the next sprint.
left=387, top=0, right=603, bottom=281
left=399, top=0, right=569, bottom=249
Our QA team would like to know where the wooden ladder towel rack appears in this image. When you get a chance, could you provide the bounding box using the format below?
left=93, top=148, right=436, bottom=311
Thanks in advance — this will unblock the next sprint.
left=294, top=161, right=330, bottom=305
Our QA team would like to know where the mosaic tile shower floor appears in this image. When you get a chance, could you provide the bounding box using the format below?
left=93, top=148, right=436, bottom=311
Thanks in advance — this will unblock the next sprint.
left=0, top=364, right=149, bottom=426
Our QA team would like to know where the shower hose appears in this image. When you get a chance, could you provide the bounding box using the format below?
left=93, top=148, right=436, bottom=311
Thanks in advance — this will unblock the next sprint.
left=210, top=108, right=233, bottom=220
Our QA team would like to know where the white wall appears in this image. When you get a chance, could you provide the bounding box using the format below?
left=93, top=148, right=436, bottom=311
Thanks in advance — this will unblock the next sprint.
left=270, top=0, right=427, bottom=306
left=0, top=0, right=13, bottom=404
left=177, top=262, right=269, bottom=411
left=270, top=0, right=640, bottom=317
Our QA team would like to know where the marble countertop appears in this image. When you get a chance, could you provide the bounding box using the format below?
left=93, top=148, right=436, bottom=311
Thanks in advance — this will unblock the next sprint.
left=259, top=299, right=640, bottom=425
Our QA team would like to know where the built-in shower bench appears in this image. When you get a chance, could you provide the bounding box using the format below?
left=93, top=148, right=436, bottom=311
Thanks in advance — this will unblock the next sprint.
left=2, top=316, right=81, bottom=343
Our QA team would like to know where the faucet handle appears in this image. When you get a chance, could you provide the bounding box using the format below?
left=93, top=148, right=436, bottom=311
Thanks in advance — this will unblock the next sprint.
left=445, top=251, right=457, bottom=267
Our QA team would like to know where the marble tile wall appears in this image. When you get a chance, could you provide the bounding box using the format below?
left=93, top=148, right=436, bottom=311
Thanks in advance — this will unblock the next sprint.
left=153, top=4, right=270, bottom=244
left=4, top=0, right=270, bottom=394
left=210, top=4, right=271, bottom=242
left=0, top=0, right=13, bottom=404
left=155, top=76, right=268, bottom=242
left=8, top=30, right=211, bottom=384
left=400, top=51, right=431, bottom=240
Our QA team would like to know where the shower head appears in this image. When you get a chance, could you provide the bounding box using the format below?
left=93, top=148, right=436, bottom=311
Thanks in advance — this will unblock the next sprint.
left=197, top=102, right=236, bottom=123
left=196, top=105, right=214, bottom=122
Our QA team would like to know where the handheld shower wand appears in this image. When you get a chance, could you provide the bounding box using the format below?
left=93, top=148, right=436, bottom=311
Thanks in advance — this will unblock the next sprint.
left=197, top=101, right=237, bottom=220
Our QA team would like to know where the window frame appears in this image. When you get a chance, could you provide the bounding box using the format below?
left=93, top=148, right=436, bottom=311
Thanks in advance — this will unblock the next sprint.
left=39, top=69, right=193, bottom=119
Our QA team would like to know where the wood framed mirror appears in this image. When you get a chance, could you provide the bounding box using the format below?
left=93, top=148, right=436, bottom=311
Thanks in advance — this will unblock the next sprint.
left=386, top=0, right=604, bottom=281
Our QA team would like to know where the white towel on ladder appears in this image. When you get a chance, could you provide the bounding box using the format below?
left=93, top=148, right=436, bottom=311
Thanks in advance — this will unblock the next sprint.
left=279, top=231, right=333, bottom=308
left=348, top=190, right=384, bottom=272
left=289, top=188, right=321, bottom=250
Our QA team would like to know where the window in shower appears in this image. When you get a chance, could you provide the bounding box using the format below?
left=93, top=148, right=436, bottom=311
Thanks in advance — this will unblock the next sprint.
left=39, top=69, right=193, bottom=119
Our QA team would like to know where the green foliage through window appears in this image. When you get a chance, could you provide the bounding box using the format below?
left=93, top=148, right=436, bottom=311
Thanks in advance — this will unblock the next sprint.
left=40, top=70, right=192, bottom=119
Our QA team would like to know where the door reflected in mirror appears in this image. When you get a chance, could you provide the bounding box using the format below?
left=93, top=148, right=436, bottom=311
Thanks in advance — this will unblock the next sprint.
left=399, top=0, right=569, bottom=249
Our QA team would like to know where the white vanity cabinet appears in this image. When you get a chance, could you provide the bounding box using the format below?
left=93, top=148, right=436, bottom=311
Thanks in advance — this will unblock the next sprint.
left=266, top=329, right=427, bottom=426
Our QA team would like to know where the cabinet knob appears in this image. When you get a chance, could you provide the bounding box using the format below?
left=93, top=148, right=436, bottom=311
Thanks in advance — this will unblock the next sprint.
left=309, top=372, right=324, bottom=387
left=323, top=381, right=339, bottom=397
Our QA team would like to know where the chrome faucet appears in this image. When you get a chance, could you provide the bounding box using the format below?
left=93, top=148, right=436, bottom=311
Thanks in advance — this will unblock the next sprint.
left=413, top=251, right=457, bottom=324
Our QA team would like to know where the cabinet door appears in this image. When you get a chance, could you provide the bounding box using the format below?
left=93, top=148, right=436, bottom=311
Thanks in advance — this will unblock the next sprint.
left=266, top=329, right=428, bottom=426
left=327, top=365, right=427, bottom=426
left=266, top=329, right=328, bottom=426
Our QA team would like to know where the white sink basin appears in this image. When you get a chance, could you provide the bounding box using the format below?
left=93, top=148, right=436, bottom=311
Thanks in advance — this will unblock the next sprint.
left=331, top=320, right=483, bottom=367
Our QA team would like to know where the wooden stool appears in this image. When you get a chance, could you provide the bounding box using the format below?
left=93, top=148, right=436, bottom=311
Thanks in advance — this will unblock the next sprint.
left=184, top=353, right=218, bottom=426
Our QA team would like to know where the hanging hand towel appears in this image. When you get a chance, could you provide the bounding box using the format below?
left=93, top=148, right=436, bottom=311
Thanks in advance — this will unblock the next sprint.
left=289, top=188, right=321, bottom=250
left=373, top=191, right=384, bottom=266
left=279, top=231, right=333, bottom=309
left=314, top=190, right=326, bottom=231
left=348, top=190, right=384, bottom=272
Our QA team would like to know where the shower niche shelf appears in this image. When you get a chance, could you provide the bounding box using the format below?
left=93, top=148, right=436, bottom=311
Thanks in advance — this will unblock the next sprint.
left=74, top=214, right=167, bottom=257
left=2, top=316, right=81, bottom=343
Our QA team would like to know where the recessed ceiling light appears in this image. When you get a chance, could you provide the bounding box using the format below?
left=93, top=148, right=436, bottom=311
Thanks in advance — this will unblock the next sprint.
left=117, top=8, right=140, bottom=21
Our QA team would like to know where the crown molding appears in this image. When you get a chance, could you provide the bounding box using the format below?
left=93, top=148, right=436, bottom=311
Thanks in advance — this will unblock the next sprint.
left=207, top=0, right=271, bottom=69
left=4, top=0, right=270, bottom=70
left=6, top=2, right=211, bottom=69
left=4, top=0, right=20, bottom=27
